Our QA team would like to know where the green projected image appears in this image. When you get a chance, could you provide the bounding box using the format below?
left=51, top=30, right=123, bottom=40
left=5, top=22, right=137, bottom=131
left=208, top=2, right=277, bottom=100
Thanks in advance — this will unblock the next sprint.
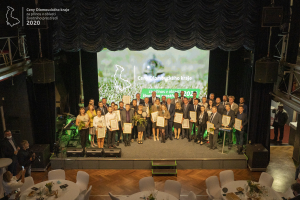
left=97, top=47, right=209, bottom=103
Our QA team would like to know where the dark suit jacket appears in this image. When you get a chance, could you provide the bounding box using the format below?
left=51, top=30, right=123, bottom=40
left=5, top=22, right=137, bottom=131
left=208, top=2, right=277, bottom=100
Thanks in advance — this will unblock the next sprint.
left=149, top=96, right=160, bottom=104
left=188, top=104, right=201, bottom=123
left=179, top=96, right=186, bottom=102
left=120, top=109, right=135, bottom=128
left=210, top=112, right=222, bottom=133
left=290, top=195, right=300, bottom=200
left=198, top=112, right=208, bottom=126
left=142, top=102, right=152, bottom=107
left=130, top=98, right=144, bottom=106
left=223, top=109, right=235, bottom=127
left=166, top=104, right=175, bottom=121
left=189, top=98, right=200, bottom=105
left=17, top=148, right=34, bottom=168
left=1, top=138, right=18, bottom=159
left=216, top=103, right=225, bottom=114
left=237, top=112, right=248, bottom=131
left=98, top=106, right=108, bottom=115
left=182, top=103, right=192, bottom=119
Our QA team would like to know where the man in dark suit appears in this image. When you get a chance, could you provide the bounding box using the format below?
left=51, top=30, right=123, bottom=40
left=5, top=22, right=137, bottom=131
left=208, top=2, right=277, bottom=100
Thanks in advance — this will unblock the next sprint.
left=98, top=101, right=108, bottom=115
left=120, top=104, right=134, bottom=146
left=208, top=106, right=222, bottom=150
left=189, top=99, right=200, bottom=142
left=102, top=98, right=110, bottom=109
left=290, top=183, right=300, bottom=200
left=1, top=130, right=20, bottom=175
left=236, top=105, right=248, bottom=154
left=142, top=97, right=152, bottom=140
left=131, top=93, right=144, bottom=106
left=179, top=91, right=186, bottom=103
left=182, top=97, right=191, bottom=139
left=215, top=97, right=225, bottom=114
left=171, top=92, right=182, bottom=105
left=222, top=95, right=228, bottom=106
left=117, top=101, right=125, bottom=145
left=222, top=103, right=236, bottom=149
left=165, top=98, right=175, bottom=140
left=272, top=104, right=289, bottom=145
left=239, top=97, right=248, bottom=115
left=189, top=91, right=200, bottom=105
left=161, top=96, right=167, bottom=106
left=149, top=91, right=160, bottom=104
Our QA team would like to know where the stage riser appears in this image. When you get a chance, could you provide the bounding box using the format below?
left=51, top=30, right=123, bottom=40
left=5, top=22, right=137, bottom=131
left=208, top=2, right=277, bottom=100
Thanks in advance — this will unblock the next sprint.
left=50, top=159, right=247, bottom=169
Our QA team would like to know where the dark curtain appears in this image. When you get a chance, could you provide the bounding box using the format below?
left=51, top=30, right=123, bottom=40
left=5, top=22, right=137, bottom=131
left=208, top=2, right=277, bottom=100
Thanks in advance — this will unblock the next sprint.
left=0, top=73, right=34, bottom=146
left=52, top=0, right=259, bottom=52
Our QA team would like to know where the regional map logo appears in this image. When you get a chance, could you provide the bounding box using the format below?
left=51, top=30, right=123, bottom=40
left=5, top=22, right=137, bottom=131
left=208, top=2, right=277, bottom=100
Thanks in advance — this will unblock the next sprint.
left=6, top=6, right=20, bottom=27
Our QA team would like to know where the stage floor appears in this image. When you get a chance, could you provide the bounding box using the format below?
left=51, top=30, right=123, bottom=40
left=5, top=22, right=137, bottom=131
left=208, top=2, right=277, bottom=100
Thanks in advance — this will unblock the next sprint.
left=51, top=138, right=247, bottom=169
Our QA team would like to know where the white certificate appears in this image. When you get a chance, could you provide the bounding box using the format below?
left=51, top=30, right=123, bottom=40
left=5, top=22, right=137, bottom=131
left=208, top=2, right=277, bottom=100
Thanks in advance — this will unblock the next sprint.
left=110, top=119, right=119, bottom=131
left=207, top=122, right=215, bottom=134
left=97, top=127, right=105, bottom=138
left=123, top=95, right=131, bottom=105
left=190, top=111, right=196, bottom=122
left=182, top=119, right=190, bottom=129
left=143, top=106, right=150, bottom=117
left=151, top=111, right=158, bottom=122
left=222, top=115, right=231, bottom=127
left=113, top=110, right=121, bottom=121
left=156, top=116, right=165, bottom=127
left=123, top=123, right=132, bottom=134
left=235, top=118, right=242, bottom=131
left=174, top=112, right=183, bottom=124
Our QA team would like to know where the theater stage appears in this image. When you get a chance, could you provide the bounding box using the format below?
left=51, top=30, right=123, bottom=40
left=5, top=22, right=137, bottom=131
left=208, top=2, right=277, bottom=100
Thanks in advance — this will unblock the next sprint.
left=50, top=138, right=247, bottom=170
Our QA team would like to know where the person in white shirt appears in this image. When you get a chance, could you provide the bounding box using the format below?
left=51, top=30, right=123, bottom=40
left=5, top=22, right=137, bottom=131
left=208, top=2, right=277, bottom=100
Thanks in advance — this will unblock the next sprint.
left=2, top=169, right=25, bottom=199
left=105, top=107, right=118, bottom=148
left=93, top=109, right=106, bottom=148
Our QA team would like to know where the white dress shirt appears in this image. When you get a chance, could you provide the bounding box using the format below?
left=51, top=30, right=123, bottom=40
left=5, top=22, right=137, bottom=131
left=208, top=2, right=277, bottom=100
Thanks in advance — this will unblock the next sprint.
left=3, top=176, right=23, bottom=199
left=105, top=112, right=117, bottom=129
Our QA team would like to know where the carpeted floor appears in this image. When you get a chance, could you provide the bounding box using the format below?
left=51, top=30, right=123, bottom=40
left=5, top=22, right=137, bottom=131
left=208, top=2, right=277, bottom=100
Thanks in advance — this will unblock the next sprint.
left=84, top=137, right=245, bottom=159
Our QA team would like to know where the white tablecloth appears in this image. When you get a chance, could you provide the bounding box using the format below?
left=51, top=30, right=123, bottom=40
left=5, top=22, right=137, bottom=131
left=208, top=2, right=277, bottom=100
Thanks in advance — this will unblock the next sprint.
left=221, top=180, right=281, bottom=200
left=124, top=191, right=178, bottom=200
left=20, top=179, right=80, bottom=200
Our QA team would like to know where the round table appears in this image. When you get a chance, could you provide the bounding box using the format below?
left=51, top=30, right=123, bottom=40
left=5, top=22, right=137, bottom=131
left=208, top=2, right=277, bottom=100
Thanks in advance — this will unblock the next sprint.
left=20, top=179, right=80, bottom=200
left=124, top=191, right=178, bottom=200
left=221, top=180, right=282, bottom=200
left=0, top=158, right=12, bottom=198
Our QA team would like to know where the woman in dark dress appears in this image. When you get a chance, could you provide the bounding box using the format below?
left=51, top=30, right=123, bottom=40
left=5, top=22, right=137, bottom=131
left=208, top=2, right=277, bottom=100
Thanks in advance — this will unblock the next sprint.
left=174, top=102, right=183, bottom=140
left=136, top=104, right=146, bottom=144
left=197, top=106, right=208, bottom=145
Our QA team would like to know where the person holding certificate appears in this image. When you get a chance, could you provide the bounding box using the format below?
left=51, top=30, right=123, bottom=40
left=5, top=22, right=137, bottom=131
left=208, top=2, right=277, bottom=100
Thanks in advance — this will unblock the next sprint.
left=222, top=103, right=235, bottom=149
left=165, top=98, right=175, bottom=140
left=151, top=99, right=162, bottom=141
left=142, top=97, right=152, bottom=140
left=105, top=107, right=118, bottom=148
left=117, top=102, right=124, bottom=145
left=93, top=109, right=106, bottom=148
left=158, top=104, right=170, bottom=143
left=131, top=100, right=138, bottom=142
left=207, top=106, right=222, bottom=150
left=235, top=105, right=248, bottom=154
left=136, top=104, right=146, bottom=144
left=189, top=99, right=200, bottom=142
left=174, top=102, right=183, bottom=139
left=197, top=106, right=208, bottom=145
left=87, top=105, right=97, bottom=147
left=76, top=107, right=90, bottom=153
left=206, top=99, right=214, bottom=118
left=182, top=97, right=192, bottom=139
left=121, top=104, right=134, bottom=146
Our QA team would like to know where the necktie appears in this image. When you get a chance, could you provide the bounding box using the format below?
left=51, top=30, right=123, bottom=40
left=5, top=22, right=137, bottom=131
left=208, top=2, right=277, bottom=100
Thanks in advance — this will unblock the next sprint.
left=168, top=105, right=170, bottom=111
left=194, top=105, right=196, bottom=111
left=210, top=113, right=214, bottom=122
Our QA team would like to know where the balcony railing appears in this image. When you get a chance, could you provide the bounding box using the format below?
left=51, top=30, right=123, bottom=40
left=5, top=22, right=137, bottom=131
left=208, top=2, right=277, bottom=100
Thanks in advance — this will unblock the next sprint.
left=0, top=35, right=29, bottom=68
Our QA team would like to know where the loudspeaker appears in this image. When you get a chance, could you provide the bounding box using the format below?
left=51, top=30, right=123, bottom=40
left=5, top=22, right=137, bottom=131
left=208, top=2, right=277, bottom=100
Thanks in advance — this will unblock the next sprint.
left=262, top=7, right=283, bottom=27
left=32, top=58, right=55, bottom=83
left=30, top=144, right=50, bottom=170
left=246, top=144, right=269, bottom=170
left=86, top=148, right=103, bottom=157
left=254, top=57, right=278, bottom=83
left=66, top=148, right=83, bottom=157
left=103, top=148, right=121, bottom=157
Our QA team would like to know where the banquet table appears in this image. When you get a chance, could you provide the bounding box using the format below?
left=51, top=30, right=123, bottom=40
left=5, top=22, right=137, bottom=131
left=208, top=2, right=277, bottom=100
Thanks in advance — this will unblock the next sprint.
left=124, top=191, right=178, bottom=200
left=221, top=180, right=282, bottom=200
left=20, top=179, right=80, bottom=200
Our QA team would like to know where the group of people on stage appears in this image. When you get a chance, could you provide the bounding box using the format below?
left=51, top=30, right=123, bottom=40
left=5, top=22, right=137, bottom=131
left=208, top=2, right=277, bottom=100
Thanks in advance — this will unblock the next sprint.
left=76, top=91, right=248, bottom=154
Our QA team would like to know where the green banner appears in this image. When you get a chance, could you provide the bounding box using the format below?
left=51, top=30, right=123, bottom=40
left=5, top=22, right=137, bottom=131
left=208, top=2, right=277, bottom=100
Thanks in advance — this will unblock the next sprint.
left=141, top=88, right=201, bottom=99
